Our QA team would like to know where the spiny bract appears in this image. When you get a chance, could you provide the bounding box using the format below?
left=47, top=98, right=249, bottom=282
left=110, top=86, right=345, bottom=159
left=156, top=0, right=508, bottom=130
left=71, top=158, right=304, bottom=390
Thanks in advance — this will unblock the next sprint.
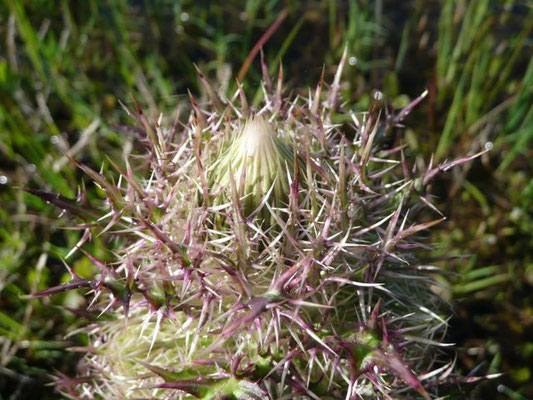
left=33, top=53, right=486, bottom=400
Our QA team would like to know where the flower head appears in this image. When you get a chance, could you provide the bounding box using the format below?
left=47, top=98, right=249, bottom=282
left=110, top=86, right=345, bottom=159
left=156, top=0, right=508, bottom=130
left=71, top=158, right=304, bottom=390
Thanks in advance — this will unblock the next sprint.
left=209, top=115, right=295, bottom=221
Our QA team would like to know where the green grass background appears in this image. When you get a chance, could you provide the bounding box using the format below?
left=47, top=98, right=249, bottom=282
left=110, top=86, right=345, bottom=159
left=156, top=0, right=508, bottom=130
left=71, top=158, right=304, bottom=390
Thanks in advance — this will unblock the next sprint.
left=0, top=1, right=531, bottom=399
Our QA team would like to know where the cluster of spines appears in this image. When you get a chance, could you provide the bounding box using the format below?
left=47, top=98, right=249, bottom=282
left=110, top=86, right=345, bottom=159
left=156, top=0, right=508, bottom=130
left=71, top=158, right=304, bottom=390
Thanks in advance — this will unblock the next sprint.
left=29, top=51, right=489, bottom=399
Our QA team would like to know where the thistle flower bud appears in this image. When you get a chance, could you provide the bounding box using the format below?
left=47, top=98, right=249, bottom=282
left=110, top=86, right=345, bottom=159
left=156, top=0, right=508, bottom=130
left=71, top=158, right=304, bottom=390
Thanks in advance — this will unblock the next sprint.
left=209, top=115, right=294, bottom=220
left=30, top=59, right=486, bottom=400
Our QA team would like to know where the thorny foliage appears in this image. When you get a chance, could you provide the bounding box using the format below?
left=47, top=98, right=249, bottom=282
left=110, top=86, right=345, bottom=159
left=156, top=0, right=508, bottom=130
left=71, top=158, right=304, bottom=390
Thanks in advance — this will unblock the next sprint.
left=30, top=52, right=489, bottom=399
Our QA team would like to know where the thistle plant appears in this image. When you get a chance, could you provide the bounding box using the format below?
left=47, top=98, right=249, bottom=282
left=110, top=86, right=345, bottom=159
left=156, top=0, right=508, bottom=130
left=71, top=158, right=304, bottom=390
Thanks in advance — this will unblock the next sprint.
left=29, top=53, right=487, bottom=399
